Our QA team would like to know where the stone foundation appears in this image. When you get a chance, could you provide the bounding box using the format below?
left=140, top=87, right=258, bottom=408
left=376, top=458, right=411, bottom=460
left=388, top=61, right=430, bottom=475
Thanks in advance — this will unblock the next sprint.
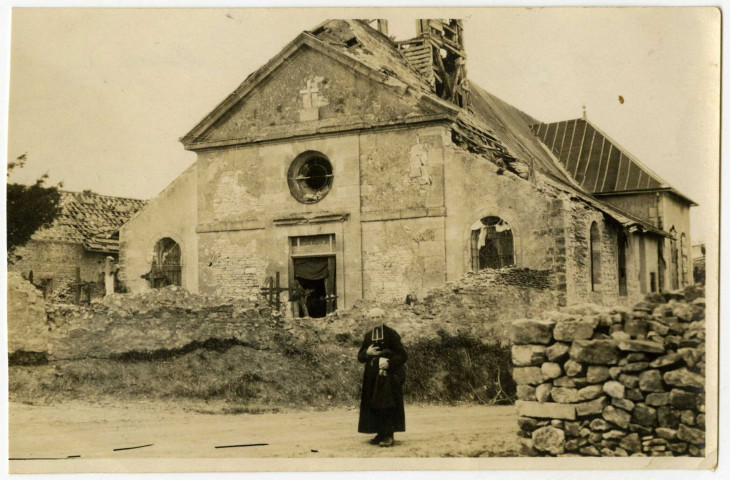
left=512, top=286, right=706, bottom=457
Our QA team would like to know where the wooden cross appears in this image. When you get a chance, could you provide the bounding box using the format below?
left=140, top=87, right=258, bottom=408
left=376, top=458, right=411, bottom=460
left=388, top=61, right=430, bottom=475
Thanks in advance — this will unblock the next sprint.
left=260, top=271, right=289, bottom=311
left=68, top=267, right=92, bottom=305
left=299, top=79, right=319, bottom=109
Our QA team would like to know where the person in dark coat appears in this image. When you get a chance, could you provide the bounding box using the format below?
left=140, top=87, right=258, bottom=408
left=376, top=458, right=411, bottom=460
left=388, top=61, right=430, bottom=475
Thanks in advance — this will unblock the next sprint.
left=357, top=309, right=407, bottom=447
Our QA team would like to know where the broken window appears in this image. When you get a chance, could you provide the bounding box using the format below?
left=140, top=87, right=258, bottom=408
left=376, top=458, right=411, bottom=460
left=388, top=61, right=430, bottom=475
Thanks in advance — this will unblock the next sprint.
left=287, top=151, right=334, bottom=204
left=590, top=222, right=602, bottom=291
left=149, top=237, right=182, bottom=288
left=470, top=216, right=514, bottom=270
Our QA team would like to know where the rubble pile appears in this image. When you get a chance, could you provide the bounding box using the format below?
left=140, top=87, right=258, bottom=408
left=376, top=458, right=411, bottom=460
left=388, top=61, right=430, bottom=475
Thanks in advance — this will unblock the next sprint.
left=513, top=286, right=706, bottom=457
left=9, top=266, right=563, bottom=362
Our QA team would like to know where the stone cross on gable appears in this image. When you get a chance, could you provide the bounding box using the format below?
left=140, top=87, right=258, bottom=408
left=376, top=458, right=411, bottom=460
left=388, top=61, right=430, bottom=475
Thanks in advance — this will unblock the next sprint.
left=299, top=79, right=319, bottom=109
left=298, top=76, right=328, bottom=122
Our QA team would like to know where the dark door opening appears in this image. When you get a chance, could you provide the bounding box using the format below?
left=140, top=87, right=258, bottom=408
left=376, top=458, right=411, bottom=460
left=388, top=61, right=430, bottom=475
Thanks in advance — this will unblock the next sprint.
left=292, top=255, right=336, bottom=318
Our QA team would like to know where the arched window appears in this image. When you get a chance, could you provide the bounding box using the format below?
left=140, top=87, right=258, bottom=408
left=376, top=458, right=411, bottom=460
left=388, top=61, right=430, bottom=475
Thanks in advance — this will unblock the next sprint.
left=470, top=216, right=514, bottom=270
left=589, top=222, right=601, bottom=291
left=150, top=238, right=182, bottom=288
left=617, top=231, right=628, bottom=296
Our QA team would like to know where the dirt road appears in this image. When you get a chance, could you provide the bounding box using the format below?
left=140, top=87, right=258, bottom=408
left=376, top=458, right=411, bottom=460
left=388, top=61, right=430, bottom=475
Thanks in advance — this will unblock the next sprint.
left=9, top=400, right=520, bottom=461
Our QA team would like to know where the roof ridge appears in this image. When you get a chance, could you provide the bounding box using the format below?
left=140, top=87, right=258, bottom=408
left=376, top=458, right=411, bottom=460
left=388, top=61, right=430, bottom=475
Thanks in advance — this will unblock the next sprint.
left=59, top=189, right=148, bottom=202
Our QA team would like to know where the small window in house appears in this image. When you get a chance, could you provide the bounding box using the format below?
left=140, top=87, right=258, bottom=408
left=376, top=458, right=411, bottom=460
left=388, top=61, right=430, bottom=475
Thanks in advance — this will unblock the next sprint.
left=150, top=238, right=182, bottom=288
left=287, top=151, right=333, bottom=204
left=590, top=222, right=601, bottom=291
left=470, top=216, right=514, bottom=270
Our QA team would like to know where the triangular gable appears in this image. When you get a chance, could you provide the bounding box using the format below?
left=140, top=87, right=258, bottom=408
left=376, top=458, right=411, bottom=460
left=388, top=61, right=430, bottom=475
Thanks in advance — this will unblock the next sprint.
left=181, top=31, right=458, bottom=149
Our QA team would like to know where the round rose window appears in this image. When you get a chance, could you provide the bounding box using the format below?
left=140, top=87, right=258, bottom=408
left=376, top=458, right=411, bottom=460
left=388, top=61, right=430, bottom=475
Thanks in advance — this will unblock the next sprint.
left=287, top=151, right=333, bottom=203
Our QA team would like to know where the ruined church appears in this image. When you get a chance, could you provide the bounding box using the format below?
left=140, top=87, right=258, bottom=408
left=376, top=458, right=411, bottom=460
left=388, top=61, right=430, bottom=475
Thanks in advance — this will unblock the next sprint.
left=119, top=19, right=695, bottom=317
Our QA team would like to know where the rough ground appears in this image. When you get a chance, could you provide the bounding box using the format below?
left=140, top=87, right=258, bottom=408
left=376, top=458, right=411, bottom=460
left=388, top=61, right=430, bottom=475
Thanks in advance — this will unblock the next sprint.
left=9, top=401, right=520, bottom=460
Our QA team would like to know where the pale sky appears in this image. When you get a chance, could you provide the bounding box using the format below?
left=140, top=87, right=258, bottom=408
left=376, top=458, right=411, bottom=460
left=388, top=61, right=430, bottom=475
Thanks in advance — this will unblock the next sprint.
left=6, top=7, right=720, bottom=242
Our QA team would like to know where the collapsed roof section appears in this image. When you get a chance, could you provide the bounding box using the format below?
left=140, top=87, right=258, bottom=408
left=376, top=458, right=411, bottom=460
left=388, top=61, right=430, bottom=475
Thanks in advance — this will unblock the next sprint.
left=31, top=191, right=147, bottom=253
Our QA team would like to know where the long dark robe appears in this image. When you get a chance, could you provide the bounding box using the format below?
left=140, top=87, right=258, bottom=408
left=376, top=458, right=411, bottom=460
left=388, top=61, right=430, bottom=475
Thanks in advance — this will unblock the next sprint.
left=357, top=324, right=407, bottom=434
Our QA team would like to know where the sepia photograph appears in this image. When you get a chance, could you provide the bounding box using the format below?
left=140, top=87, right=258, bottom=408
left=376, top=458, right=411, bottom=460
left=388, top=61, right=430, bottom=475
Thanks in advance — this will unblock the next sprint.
left=2, top=4, right=721, bottom=474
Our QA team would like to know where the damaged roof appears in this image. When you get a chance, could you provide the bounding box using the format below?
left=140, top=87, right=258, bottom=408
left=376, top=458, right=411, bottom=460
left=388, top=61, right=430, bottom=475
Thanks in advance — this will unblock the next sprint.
left=531, top=118, right=697, bottom=205
left=32, top=190, right=147, bottom=253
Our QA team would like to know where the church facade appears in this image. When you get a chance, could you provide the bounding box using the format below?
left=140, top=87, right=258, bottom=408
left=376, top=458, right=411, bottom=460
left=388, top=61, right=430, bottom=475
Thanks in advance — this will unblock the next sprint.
left=119, top=19, right=694, bottom=316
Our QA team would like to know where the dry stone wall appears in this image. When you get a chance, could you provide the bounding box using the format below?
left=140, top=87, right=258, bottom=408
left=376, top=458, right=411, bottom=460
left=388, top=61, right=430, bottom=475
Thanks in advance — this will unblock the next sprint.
left=512, top=286, right=706, bottom=457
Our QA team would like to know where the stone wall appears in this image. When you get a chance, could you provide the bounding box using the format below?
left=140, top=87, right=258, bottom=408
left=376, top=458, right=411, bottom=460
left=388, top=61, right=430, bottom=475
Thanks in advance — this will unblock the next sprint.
left=7, top=272, right=49, bottom=354
left=512, top=286, right=706, bottom=457
left=9, top=266, right=562, bottom=361
left=10, top=287, right=274, bottom=361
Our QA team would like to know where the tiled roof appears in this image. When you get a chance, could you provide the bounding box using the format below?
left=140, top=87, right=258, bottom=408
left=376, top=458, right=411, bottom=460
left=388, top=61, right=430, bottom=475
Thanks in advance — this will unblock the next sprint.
left=531, top=118, right=696, bottom=205
left=32, top=190, right=146, bottom=253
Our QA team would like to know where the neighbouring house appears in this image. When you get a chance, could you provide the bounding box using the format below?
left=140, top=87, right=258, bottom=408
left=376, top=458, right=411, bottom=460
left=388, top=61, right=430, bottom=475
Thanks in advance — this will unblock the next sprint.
left=9, top=190, right=146, bottom=298
left=119, top=19, right=695, bottom=317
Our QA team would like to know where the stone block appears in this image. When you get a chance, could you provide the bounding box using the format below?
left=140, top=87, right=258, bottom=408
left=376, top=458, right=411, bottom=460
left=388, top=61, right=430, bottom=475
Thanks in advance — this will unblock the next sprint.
left=564, top=359, right=583, bottom=377
left=516, top=385, right=537, bottom=401
left=677, top=424, right=705, bottom=445
left=621, top=362, right=650, bottom=373
left=553, top=319, right=595, bottom=342
left=669, top=389, right=697, bottom=410
left=632, top=404, right=657, bottom=428
left=564, top=421, right=581, bottom=437
left=656, top=428, right=678, bottom=440
left=589, top=418, right=611, bottom=431
left=551, top=387, right=581, bottom=404
left=624, top=318, right=649, bottom=338
left=513, top=367, right=543, bottom=385
left=657, top=406, right=680, bottom=428
left=612, top=398, right=635, bottom=412
left=570, top=339, right=619, bottom=365
left=649, top=353, right=683, bottom=369
left=603, top=405, right=632, bottom=429
left=511, top=345, right=547, bottom=366
left=546, top=342, right=570, bottom=362
left=532, top=426, right=566, bottom=455
left=680, top=410, right=696, bottom=426
left=518, top=416, right=542, bottom=432
left=645, top=392, right=670, bottom=407
left=619, top=433, right=642, bottom=453
left=639, top=369, right=665, bottom=392
left=541, top=362, right=562, bottom=380
left=578, top=384, right=604, bottom=401
left=618, top=374, right=640, bottom=389
left=575, top=396, right=609, bottom=417
left=626, top=388, right=644, bottom=402
left=617, top=339, right=665, bottom=354
left=553, top=376, right=576, bottom=387
left=511, top=319, right=555, bottom=345
left=535, top=383, right=553, bottom=403
left=516, top=400, right=576, bottom=420
left=663, top=368, right=704, bottom=389
left=586, top=366, right=610, bottom=384
left=580, top=445, right=600, bottom=456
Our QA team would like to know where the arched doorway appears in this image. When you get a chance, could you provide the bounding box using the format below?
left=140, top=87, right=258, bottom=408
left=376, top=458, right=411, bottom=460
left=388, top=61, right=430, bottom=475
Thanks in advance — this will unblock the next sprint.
left=150, top=238, right=182, bottom=288
left=470, top=216, right=514, bottom=270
